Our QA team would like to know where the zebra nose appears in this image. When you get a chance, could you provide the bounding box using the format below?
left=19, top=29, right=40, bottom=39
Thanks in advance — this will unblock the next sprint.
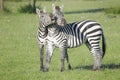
left=51, top=18, right=56, bottom=23
left=51, top=18, right=55, bottom=21
left=52, top=20, right=55, bottom=23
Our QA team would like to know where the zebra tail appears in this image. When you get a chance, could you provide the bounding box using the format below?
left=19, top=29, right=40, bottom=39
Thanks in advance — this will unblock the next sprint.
left=102, top=33, right=106, bottom=58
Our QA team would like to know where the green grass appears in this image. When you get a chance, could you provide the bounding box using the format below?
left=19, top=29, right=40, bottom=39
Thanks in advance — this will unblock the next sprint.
left=105, top=7, right=120, bottom=14
left=0, top=0, right=120, bottom=80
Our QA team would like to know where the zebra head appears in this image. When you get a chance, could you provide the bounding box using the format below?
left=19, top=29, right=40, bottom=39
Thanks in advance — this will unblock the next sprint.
left=52, top=4, right=64, bottom=18
left=52, top=4, right=67, bottom=27
left=36, top=7, right=56, bottom=27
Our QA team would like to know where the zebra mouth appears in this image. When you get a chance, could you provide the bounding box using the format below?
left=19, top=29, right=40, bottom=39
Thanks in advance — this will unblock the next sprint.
left=51, top=20, right=55, bottom=23
left=46, top=22, right=56, bottom=28
left=51, top=18, right=55, bottom=21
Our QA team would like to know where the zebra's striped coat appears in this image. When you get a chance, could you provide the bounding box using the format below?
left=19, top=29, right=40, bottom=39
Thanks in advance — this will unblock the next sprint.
left=45, top=19, right=106, bottom=71
left=36, top=8, right=51, bottom=71
left=36, top=7, right=71, bottom=72
left=36, top=5, right=106, bottom=72
left=47, top=20, right=104, bottom=51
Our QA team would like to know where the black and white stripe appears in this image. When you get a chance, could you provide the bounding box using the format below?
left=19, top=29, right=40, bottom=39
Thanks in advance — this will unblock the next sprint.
left=37, top=20, right=48, bottom=71
left=45, top=19, right=106, bottom=71
left=37, top=21, right=48, bottom=44
left=36, top=8, right=51, bottom=71
left=36, top=8, right=72, bottom=72
left=47, top=20, right=105, bottom=52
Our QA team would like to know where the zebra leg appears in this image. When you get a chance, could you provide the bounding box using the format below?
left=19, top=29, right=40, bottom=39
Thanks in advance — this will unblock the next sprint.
left=60, top=47, right=67, bottom=72
left=87, top=36, right=102, bottom=70
left=65, top=51, right=72, bottom=70
left=86, top=41, right=101, bottom=70
left=85, top=40, right=91, bottom=51
left=92, top=50, right=102, bottom=70
left=39, top=44, right=44, bottom=71
left=44, top=43, right=55, bottom=72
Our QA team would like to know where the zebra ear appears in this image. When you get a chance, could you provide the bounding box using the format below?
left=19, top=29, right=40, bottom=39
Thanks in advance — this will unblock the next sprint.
left=36, top=8, right=40, bottom=14
left=36, top=8, right=43, bottom=17
left=60, top=5, right=64, bottom=11
left=43, top=6, right=47, bottom=13
left=52, top=4, right=55, bottom=10
left=52, top=4, right=56, bottom=14
left=36, top=8, right=41, bottom=17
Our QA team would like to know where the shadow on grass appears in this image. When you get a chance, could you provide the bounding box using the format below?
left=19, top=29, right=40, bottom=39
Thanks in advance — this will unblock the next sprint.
left=74, top=63, right=120, bottom=70
left=64, top=8, right=106, bottom=14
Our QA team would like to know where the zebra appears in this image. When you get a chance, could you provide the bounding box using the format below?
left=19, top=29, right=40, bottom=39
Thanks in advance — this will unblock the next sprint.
left=36, top=7, right=51, bottom=71
left=43, top=5, right=106, bottom=72
left=36, top=7, right=60, bottom=71
left=36, top=7, right=71, bottom=72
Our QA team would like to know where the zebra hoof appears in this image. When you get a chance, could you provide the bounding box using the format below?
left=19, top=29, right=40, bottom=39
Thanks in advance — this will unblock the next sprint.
left=68, top=65, right=72, bottom=70
left=40, top=67, right=44, bottom=72
left=61, top=68, right=65, bottom=72
left=93, top=66, right=101, bottom=71
left=43, top=68, right=49, bottom=72
left=40, top=68, right=44, bottom=72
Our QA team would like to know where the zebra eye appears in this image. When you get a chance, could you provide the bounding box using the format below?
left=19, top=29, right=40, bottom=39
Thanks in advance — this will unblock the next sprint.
left=51, top=19, right=54, bottom=21
left=41, top=15, right=44, bottom=18
left=54, top=16, right=58, bottom=20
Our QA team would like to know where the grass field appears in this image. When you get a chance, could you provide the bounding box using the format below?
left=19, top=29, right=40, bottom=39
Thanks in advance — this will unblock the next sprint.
left=0, top=0, right=120, bottom=80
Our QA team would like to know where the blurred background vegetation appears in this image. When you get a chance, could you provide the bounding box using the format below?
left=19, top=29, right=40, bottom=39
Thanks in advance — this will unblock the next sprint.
left=0, top=0, right=120, bottom=14
left=0, top=0, right=53, bottom=13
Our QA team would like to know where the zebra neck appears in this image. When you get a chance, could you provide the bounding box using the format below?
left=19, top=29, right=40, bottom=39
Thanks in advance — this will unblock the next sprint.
left=38, top=23, right=48, bottom=38
left=47, top=25, right=60, bottom=37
